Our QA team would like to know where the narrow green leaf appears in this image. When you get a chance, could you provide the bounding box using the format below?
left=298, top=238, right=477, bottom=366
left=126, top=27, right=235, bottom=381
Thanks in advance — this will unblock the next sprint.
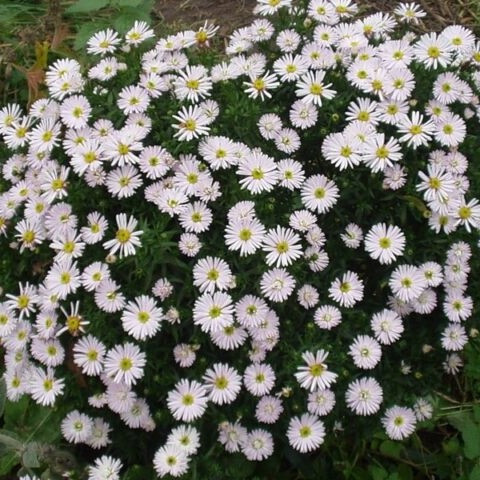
left=112, top=0, right=143, bottom=6
left=66, top=0, right=109, bottom=13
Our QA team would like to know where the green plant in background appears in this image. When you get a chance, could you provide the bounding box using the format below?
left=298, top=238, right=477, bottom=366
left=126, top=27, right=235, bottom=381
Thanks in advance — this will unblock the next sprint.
left=0, top=0, right=157, bottom=107
left=1, top=0, right=480, bottom=479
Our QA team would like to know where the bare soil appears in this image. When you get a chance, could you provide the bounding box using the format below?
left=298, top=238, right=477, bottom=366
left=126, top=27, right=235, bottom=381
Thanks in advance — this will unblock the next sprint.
left=154, top=0, right=478, bottom=34
left=154, top=0, right=258, bottom=37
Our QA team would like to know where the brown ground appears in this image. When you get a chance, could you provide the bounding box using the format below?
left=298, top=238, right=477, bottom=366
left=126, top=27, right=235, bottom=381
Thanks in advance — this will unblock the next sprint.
left=154, top=0, right=479, bottom=34
left=154, top=0, right=258, bottom=37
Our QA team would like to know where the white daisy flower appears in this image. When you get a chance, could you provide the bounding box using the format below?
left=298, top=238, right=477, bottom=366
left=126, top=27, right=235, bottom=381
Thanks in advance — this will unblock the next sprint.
left=103, top=213, right=143, bottom=258
left=104, top=342, right=146, bottom=386
left=87, top=455, right=122, bottom=480
left=295, top=350, right=338, bottom=391
left=61, top=410, right=93, bottom=444
left=167, top=379, right=208, bottom=422
left=153, top=445, right=189, bottom=478
left=121, top=295, right=163, bottom=340
left=370, top=309, right=404, bottom=345
left=203, top=363, right=242, bottom=405
left=193, top=291, right=234, bottom=333
left=364, top=223, right=406, bottom=265
left=349, top=335, right=382, bottom=370
left=287, top=413, right=325, bottom=452
left=241, top=429, right=274, bottom=461
left=193, top=256, right=233, bottom=293
left=382, top=405, right=417, bottom=440
left=345, top=377, right=383, bottom=415
left=328, top=271, right=364, bottom=308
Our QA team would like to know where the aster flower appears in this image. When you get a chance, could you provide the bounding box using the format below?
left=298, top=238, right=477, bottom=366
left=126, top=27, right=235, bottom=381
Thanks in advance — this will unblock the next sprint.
left=370, top=309, right=404, bottom=345
left=237, top=150, right=278, bottom=194
left=322, top=132, right=362, bottom=170
left=346, top=377, right=383, bottom=415
left=166, top=424, right=200, bottom=456
left=341, top=223, right=363, bottom=249
left=364, top=223, right=406, bottom=265
left=172, top=105, right=210, bottom=141
left=441, top=323, right=468, bottom=351
left=301, top=174, right=339, bottom=214
left=241, top=429, right=274, bottom=461
left=260, top=268, right=296, bottom=302
left=153, top=445, right=189, bottom=478
left=413, top=32, right=452, bottom=69
left=225, top=217, right=266, bottom=256
left=296, top=70, right=336, bottom=106
left=255, top=395, right=284, bottom=424
left=382, top=406, right=417, bottom=440
left=244, top=363, right=276, bottom=396
left=328, top=271, right=364, bottom=308
left=175, top=65, right=212, bottom=103
left=61, top=410, right=93, bottom=444
left=314, top=305, right=342, bottom=330
left=125, top=21, right=155, bottom=46
left=287, top=414, right=325, bottom=452
left=203, top=363, right=242, bottom=405
left=28, top=367, right=65, bottom=406
left=307, top=389, right=336, bottom=416
left=87, top=29, right=121, bottom=55
left=262, top=226, right=303, bottom=267
left=88, top=455, right=122, bottom=480
left=104, top=343, right=146, bottom=386
left=244, top=71, right=280, bottom=100
left=103, top=213, right=143, bottom=258
left=193, top=256, right=233, bottom=293
left=121, top=295, right=163, bottom=340
left=389, top=265, right=427, bottom=302
left=218, top=421, right=248, bottom=453
left=167, top=379, right=208, bottom=422
left=295, top=350, right=338, bottom=391
left=349, top=335, right=382, bottom=370
left=73, top=335, right=106, bottom=376
left=193, top=291, right=234, bottom=333
left=413, top=398, right=434, bottom=421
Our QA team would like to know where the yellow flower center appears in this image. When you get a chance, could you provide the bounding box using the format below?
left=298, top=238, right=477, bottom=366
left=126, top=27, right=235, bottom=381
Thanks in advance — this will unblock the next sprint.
left=116, top=228, right=131, bottom=243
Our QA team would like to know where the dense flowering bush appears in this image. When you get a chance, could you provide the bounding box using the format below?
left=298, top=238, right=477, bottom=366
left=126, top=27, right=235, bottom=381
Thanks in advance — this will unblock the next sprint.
left=1, top=0, right=480, bottom=477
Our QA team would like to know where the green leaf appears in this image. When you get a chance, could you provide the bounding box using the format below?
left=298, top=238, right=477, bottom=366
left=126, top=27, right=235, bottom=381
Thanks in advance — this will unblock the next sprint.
left=112, top=0, right=143, bottom=6
left=470, top=464, right=480, bottom=480
left=368, top=465, right=388, bottom=480
left=113, top=8, right=152, bottom=32
left=0, top=430, right=23, bottom=450
left=448, top=413, right=480, bottom=459
left=463, top=423, right=480, bottom=460
left=22, top=443, right=40, bottom=468
left=4, top=396, right=29, bottom=431
left=74, top=21, right=110, bottom=50
left=443, top=437, right=460, bottom=456
left=473, top=405, right=480, bottom=423
left=387, top=474, right=400, bottom=480
left=66, top=0, right=109, bottom=13
left=379, top=440, right=403, bottom=459
left=114, top=13, right=137, bottom=34
left=398, top=464, right=413, bottom=480
left=0, top=449, right=20, bottom=476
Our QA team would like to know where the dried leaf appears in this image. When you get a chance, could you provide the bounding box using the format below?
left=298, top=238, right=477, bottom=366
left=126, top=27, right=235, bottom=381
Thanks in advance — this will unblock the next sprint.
left=51, top=23, right=71, bottom=51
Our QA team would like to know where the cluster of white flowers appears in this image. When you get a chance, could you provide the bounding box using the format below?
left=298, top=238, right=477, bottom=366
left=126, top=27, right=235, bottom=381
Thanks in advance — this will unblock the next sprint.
left=1, top=0, right=480, bottom=476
